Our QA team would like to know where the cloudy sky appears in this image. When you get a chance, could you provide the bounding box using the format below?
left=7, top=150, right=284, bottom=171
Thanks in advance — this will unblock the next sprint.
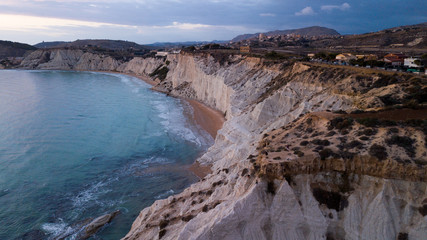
left=0, top=0, right=426, bottom=45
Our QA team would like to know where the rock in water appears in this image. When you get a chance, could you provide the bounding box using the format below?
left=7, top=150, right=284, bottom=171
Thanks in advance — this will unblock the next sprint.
left=79, top=210, right=120, bottom=239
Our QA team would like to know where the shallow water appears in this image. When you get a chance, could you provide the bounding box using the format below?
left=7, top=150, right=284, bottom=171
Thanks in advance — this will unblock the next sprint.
left=0, top=70, right=212, bottom=239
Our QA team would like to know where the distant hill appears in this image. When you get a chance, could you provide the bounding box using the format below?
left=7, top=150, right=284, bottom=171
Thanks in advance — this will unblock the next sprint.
left=147, top=40, right=228, bottom=48
left=34, top=41, right=70, bottom=48
left=232, top=26, right=340, bottom=42
left=309, top=22, right=427, bottom=49
left=0, top=40, right=37, bottom=59
left=34, top=39, right=147, bottom=51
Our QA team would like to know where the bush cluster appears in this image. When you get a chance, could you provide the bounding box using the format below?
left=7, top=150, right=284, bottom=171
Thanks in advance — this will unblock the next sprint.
left=385, top=135, right=415, bottom=157
left=149, top=65, right=169, bottom=81
left=369, top=144, right=388, bottom=160
left=328, top=117, right=354, bottom=132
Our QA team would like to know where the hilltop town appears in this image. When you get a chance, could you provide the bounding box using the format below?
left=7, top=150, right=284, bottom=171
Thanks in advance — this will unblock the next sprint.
left=152, top=22, right=427, bottom=75
left=1, top=23, right=427, bottom=75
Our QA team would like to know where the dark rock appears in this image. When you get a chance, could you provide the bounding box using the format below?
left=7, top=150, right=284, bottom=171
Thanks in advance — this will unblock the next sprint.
left=312, top=188, right=347, bottom=212
left=397, top=232, right=408, bottom=240
left=79, top=210, right=120, bottom=239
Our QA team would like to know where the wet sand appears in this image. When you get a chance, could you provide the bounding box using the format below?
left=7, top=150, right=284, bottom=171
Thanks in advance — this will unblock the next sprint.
left=186, top=99, right=225, bottom=139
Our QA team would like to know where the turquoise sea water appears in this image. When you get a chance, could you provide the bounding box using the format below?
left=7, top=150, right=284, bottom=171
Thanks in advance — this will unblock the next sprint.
left=0, top=70, right=212, bottom=239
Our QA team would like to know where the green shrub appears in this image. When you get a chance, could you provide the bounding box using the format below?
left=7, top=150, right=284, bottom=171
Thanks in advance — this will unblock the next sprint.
left=149, top=65, right=169, bottom=81
left=159, top=219, right=169, bottom=229
left=369, top=144, right=388, bottom=160
left=356, top=118, right=379, bottom=127
left=328, top=117, right=354, bottom=131
left=181, top=215, right=194, bottom=222
left=311, top=139, right=330, bottom=146
left=319, top=148, right=334, bottom=160
left=385, top=135, right=415, bottom=157
left=159, top=229, right=167, bottom=239
left=346, top=140, right=363, bottom=149
left=294, top=150, right=304, bottom=157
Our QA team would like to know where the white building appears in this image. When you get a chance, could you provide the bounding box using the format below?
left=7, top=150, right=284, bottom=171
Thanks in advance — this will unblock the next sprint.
left=155, top=51, right=169, bottom=57
left=336, top=53, right=356, bottom=62
left=404, top=57, right=420, bottom=68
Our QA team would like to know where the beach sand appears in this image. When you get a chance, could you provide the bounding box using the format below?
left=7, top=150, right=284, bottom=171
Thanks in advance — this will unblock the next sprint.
left=119, top=72, right=225, bottom=178
left=185, top=100, right=225, bottom=178
left=186, top=99, right=225, bottom=140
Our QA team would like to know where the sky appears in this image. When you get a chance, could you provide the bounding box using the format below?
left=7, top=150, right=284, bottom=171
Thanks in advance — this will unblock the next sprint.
left=0, top=0, right=426, bottom=45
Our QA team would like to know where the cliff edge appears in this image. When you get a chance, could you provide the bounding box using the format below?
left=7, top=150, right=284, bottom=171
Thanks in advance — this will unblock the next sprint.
left=19, top=50, right=427, bottom=240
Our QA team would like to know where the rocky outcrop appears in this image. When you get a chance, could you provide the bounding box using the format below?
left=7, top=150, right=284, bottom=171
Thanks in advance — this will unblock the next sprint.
left=81, top=210, right=120, bottom=239
left=20, top=49, right=121, bottom=71
left=255, top=112, right=427, bottom=182
left=53, top=210, right=120, bottom=240
left=116, top=57, right=164, bottom=76
left=18, top=50, right=427, bottom=239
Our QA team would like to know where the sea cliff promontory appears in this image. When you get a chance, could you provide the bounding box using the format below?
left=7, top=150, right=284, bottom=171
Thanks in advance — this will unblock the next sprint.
left=19, top=49, right=427, bottom=239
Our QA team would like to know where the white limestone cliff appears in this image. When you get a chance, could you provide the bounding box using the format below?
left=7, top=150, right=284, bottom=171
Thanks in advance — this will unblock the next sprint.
left=18, top=50, right=427, bottom=240
left=20, top=49, right=120, bottom=71
left=121, top=54, right=426, bottom=240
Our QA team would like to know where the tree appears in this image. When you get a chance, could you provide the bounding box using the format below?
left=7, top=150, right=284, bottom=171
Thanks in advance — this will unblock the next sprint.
left=414, top=59, right=421, bottom=66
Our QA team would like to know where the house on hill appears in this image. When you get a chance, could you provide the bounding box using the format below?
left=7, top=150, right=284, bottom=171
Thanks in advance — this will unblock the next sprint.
left=336, top=53, right=356, bottom=63
left=155, top=51, right=168, bottom=57
left=383, top=53, right=406, bottom=66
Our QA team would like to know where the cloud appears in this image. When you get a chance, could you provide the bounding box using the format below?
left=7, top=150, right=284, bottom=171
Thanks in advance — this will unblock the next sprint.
left=0, top=13, right=135, bottom=32
left=0, top=13, right=259, bottom=44
left=162, top=22, right=211, bottom=30
left=0, top=13, right=234, bottom=34
left=259, top=13, right=276, bottom=17
left=295, top=6, right=314, bottom=16
left=321, top=3, right=350, bottom=11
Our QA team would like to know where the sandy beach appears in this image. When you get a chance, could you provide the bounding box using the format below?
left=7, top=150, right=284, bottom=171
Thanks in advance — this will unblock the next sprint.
left=186, top=99, right=225, bottom=139
left=118, top=71, right=225, bottom=178
left=119, top=72, right=225, bottom=139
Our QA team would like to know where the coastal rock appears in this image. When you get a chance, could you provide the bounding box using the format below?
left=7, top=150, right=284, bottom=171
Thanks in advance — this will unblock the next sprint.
left=19, top=49, right=120, bottom=71
left=117, top=57, right=164, bottom=76
left=123, top=54, right=427, bottom=240
left=51, top=210, right=120, bottom=240
left=79, top=210, right=120, bottom=239
left=18, top=50, right=427, bottom=240
left=75, top=52, right=120, bottom=71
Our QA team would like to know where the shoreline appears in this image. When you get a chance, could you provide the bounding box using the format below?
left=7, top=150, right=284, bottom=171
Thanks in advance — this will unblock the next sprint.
left=114, top=71, right=225, bottom=178
left=116, top=71, right=225, bottom=139
left=11, top=69, right=224, bottom=178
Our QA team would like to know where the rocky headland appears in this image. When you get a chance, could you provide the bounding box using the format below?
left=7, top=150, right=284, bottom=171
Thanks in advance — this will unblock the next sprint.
left=19, top=49, right=427, bottom=239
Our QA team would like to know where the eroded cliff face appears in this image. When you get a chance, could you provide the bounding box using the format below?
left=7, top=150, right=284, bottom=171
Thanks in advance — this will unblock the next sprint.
left=20, top=49, right=121, bottom=71
left=120, top=54, right=426, bottom=240
left=19, top=50, right=427, bottom=239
